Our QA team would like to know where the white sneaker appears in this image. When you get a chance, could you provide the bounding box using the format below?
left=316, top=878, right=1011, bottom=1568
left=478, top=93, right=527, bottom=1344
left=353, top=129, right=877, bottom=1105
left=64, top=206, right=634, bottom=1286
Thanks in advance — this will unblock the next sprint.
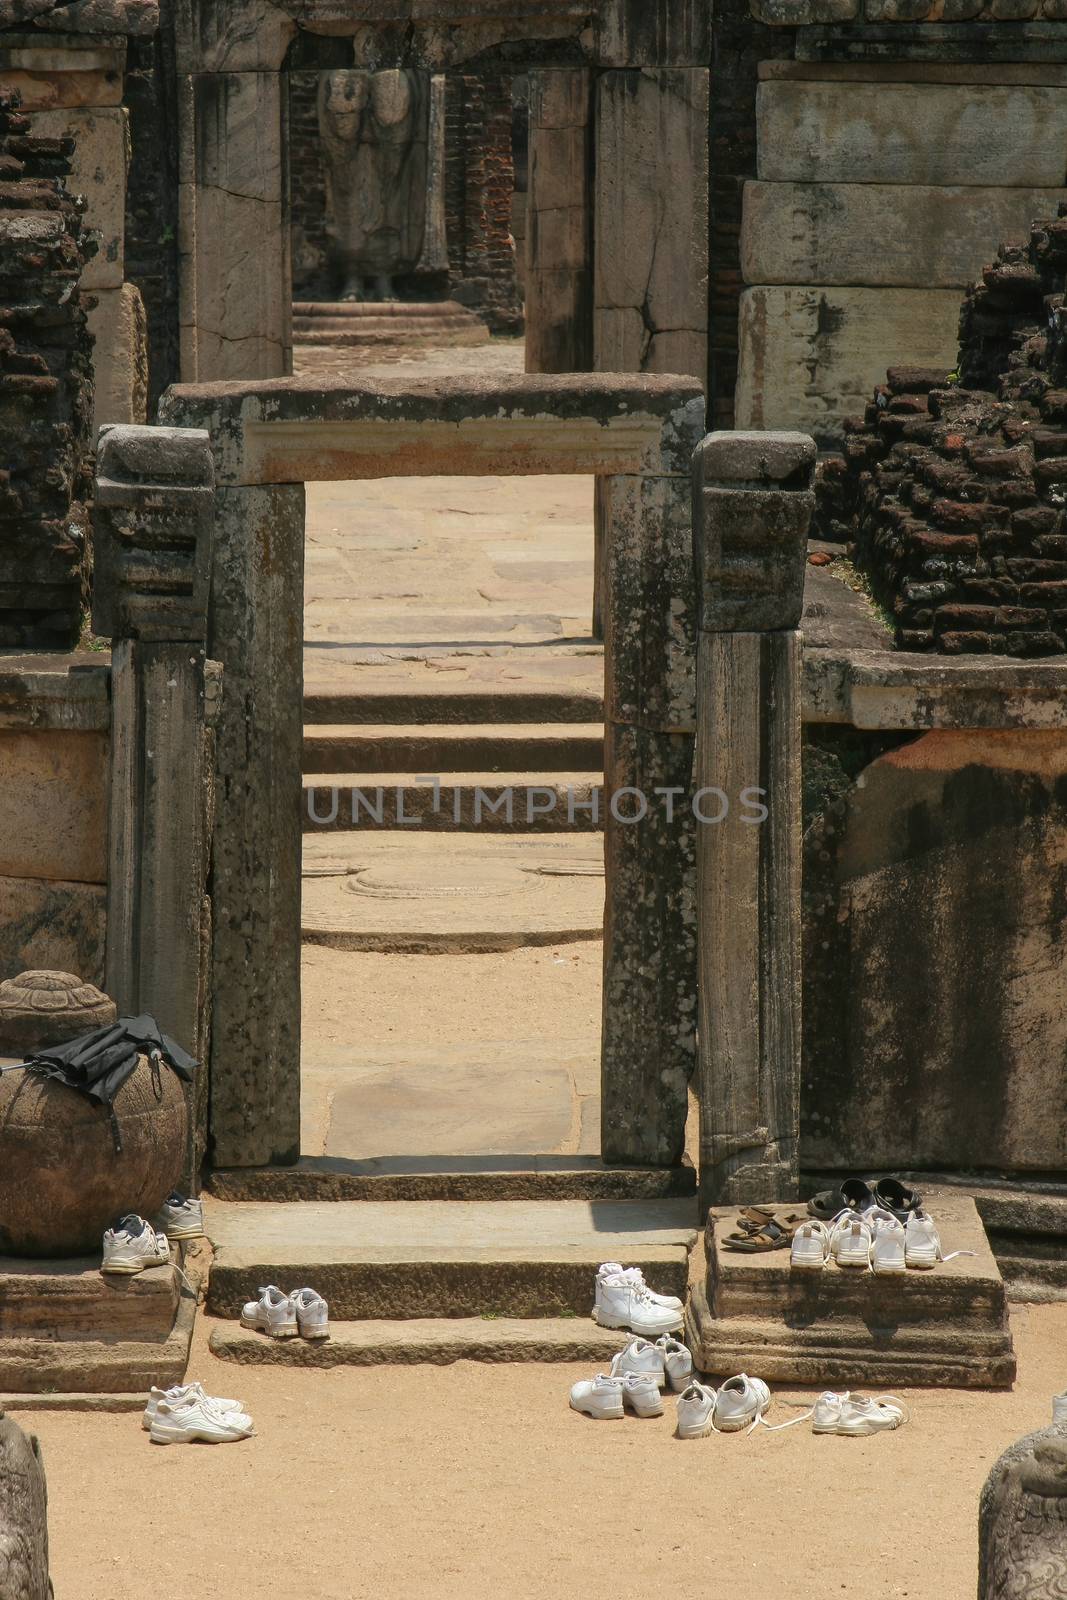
left=569, top=1373, right=625, bottom=1420
left=655, top=1336, right=693, bottom=1394
left=597, top=1262, right=683, bottom=1313
left=869, top=1209, right=906, bottom=1275
left=593, top=1274, right=683, bottom=1336
left=101, top=1215, right=171, bottom=1275
left=150, top=1395, right=255, bottom=1445
left=713, top=1373, right=771, bottom=1433
left=675, top=1381, right=718, bottom=1440
left=240, top=1284, right=299, bottom=1338
left=791, top=1220, right=831, bottom=1269
left=830, top=1212, right=873, bottom=1270
left=826, top=1394, right=907, bottom=1436
left=811, top=1390, right=852, bottom=1434
left=620, top=1372, right=664, bottom=1417
left=153, top=1192, right=205, bottom=1241
left=142, top=1382, right=245, bottom=1431
left=290, top=1286, right=330, bottom=1340
left=610, top=1337, right=666, bottom=1388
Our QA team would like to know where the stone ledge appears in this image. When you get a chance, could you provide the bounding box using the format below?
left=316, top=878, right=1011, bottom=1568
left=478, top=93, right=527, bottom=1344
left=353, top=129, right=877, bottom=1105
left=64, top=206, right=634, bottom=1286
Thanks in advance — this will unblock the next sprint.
left=0, top=654, right=109, bottom=732
left=207, top=1158, right=697, bottom=1203
left=804, top=645, right=1067, bottom=728
left=208, top=1316, right=631, bottom=1367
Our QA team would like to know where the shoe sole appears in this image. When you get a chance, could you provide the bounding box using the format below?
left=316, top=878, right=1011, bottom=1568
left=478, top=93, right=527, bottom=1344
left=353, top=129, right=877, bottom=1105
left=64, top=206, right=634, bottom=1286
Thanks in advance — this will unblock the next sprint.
left=835, top=1421, right=900, bottom=1435
left=239, top=1314, right=299, bottom=1338
left=872, top=1260, right=906, bottom=1274
left=101, top=1261, right=165, bottom=1275
left=150, top=1428, right=252, bottom=1444
left=834, top=1251, right=870, bottom=1269
left=160, top=1225, right=205, bottom=1241
left=299, top=1328, right=331, bottom=1340
left=791, top=1252, right=828, bottom=1269
left=905, top=1254, right=937, bottom=1269
left=623, top=1400, right=664, bottom=1417
left=569, top=1400, right=624, bottom=1420
left=593, top=1310, right=684, bottom=1335
left=675, top=1420, right=715, bottom=1440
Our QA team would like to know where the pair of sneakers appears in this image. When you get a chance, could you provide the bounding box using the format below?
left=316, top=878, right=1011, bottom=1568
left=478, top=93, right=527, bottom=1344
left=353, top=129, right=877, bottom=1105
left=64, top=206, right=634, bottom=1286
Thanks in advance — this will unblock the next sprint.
left=676, top=1374, right=771, bottom=1439
left=810, top=1391, right=907, bottom=1436
left=569, top=1336, right=692, bottom=1419
left=144, top=1381, right=254, bottom=1445
left=792, top=1208, right=971, bottom=1274
left=240, top=1284, right=330, bottom=1340
left=101, top=1194, right=206, bottom=1275
left=592, top=1262, right=684, bottom=1337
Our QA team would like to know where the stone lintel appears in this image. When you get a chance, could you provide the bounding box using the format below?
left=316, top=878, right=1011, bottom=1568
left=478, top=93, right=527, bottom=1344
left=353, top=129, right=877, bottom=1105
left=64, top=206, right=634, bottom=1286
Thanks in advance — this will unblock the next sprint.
left=159, top=374, right=706, bottom=485
left=804, top=647, right=1067, bottom=729
left=0, top=655, right=110, bottom=733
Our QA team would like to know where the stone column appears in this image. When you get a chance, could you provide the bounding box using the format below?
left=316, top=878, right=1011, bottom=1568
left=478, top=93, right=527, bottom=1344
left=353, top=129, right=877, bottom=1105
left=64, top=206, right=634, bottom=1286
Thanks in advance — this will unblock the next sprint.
left=593, top=69, right=709, bottom=385
left=93, top=423, right=218, bottom=1178
left=208, top=483, right=305, bottom=1168
left=600, top=471, right=698, bottom=1167
left=525, top=68, right=593, bottom=374
left=179, top=70, right=290, bottom=381
left=691, top=430, right=815, bottom=1209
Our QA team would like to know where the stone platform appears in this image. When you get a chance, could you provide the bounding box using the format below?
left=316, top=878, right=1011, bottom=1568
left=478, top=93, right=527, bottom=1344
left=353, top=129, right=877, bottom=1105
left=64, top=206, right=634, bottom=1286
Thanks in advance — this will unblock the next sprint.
left=293, top=300, right=489, bottom=349
left=0, top=1248, right=197, bottom=1397
left=685, top=1192, right=1016, bottom=1389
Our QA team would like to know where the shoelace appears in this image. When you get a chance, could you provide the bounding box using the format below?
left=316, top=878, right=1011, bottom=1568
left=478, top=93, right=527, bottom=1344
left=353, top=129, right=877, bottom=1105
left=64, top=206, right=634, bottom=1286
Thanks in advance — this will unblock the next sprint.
left=907, top=1221, right=976, bottom=1264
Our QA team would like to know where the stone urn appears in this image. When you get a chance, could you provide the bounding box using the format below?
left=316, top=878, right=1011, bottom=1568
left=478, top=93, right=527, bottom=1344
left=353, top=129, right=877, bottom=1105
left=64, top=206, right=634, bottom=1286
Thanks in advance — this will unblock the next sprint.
left=0, top=970, right=117, bottom=1054
left=0, top=1056, right=188, bottom=1258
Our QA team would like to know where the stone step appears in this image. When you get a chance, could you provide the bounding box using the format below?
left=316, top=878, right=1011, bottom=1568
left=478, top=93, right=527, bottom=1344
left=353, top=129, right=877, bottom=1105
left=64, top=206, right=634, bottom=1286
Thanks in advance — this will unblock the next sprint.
left=203, top=1197, right=697, bottom=1321
left=0, top=1255, right=179, bottom=1341
left=303, top=773, right=603, bottom=833
left=301, top=832, right=603, bottom=952
left=208, top=1158, right=697, bottom=1204
left=303, top=683, right=604, bottom=727
left=208, top=1315, right=631, bottom=1368
left=301, top=723, right=604, bottom=775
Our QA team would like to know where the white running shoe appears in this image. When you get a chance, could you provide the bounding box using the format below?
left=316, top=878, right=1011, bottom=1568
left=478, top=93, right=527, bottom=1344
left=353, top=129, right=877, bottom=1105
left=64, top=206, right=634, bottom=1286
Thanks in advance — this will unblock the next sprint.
left=240, top=1284, right=299, bottom=1338
left=569, top=1373, right=625, bottom=1420
left=830, top=1212, right=873, bottom=1270
left=791, top=1220, right=831, bottom=1270
left=903, top=1211, right=977, bottom=1269
left=610, top=1337, right=666, bottom=1388
left=815, top=1393, right=907, bottom=1436
left=101, top=1215, right=171, bottom=1275
left=675, top=1381, right=718, bottom=1440
left=655, top=1336, right=693, bottom=1393
left=620, top=1372, right=664, bottom=1417
left=142, top=1382, right=245, bottom=1431
left=150, top=1395, right=255, bottom=1445
left=869, top=1209, right=907, bottom=1275
left=594, top=1274, right=683, bottom=1336
left=597, top=1262, right=683, bottom=1312
left=290, top=1286, right=330, bottom=1340
left=153, top=1192, right=205, bottom=1241
left=713, top=1374, right=771, bottom=1433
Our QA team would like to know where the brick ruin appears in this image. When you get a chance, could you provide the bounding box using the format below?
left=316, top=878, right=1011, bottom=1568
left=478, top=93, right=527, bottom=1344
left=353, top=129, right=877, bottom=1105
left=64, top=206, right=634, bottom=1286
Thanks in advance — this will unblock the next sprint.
left=819, top=209, right=1067, bottom=657
left=0, top=93, right=94, bottom=649
left=288, top=67, right=523, bottom=334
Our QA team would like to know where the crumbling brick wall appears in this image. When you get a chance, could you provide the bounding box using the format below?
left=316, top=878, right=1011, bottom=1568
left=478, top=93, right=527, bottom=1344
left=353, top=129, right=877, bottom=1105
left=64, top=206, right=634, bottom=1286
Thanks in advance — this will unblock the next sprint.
left=0, top=94, right=94, bottom=648
left=443, top=71, right=522, bottom=333
left=819, top=210, right=1067, bottom=657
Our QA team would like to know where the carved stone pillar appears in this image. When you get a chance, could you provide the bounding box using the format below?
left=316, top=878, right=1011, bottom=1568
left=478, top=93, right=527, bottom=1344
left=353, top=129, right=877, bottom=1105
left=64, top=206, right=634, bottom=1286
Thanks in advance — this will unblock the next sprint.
left=691, top=430, right=815, bottom=1209
left=93, top=423, right=218, bottom=1178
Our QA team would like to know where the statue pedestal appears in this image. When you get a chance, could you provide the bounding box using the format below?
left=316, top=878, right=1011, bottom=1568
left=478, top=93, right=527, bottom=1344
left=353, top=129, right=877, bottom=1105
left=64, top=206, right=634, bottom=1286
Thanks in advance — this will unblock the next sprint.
left=292, top=299, right=489, bottom=351
left=686, top=1190, right=1016, bottom=1390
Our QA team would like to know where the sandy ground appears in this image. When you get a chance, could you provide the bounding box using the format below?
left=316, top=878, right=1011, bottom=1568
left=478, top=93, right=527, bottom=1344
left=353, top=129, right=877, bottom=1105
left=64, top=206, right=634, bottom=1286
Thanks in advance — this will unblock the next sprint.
left=302, top=943, right=602, bottom=1055
left=23, top=1301, right=1067, bottom=1600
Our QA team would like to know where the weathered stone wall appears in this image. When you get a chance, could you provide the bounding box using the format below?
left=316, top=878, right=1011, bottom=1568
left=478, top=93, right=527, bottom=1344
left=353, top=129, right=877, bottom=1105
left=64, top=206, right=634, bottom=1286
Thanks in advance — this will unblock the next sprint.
left=123, top=23, right=178, bottom=410
left=444, top=70, right=523, bottom=333
left=0, top=93, right=94, bottom=648
left=820, top=212, right=1067, bottom=656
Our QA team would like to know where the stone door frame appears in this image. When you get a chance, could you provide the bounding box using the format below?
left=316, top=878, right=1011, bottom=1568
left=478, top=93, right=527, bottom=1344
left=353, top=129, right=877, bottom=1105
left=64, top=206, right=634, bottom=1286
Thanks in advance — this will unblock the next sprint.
left=157, top=372, right=704, bottom=1170
left=173, top=0, right=711, bottom=387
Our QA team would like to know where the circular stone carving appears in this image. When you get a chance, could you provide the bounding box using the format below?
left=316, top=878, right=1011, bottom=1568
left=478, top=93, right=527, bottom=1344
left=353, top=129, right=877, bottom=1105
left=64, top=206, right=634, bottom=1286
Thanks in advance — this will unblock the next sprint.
left=0, top=1055, right=187, bottom=1258
left=0, top=971, right=117, bottom=1054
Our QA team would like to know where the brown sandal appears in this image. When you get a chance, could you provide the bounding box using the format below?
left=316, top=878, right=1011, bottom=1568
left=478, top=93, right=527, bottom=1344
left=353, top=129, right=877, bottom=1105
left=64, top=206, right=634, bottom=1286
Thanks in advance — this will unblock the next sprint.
left=723, top=1217, right=801, bottom=1252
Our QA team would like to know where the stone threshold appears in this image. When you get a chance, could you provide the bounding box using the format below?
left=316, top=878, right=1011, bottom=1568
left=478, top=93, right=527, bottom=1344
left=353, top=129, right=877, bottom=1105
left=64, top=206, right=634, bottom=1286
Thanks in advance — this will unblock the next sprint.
left=207, top=1157, right=697, bottom=1203
left=208, top=1316, right=630, bottom=1367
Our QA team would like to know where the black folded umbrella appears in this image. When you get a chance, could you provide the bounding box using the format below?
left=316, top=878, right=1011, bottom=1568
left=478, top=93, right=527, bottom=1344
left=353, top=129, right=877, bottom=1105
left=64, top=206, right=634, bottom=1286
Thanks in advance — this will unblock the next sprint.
left=1, top=1014, right=197, bottom=1151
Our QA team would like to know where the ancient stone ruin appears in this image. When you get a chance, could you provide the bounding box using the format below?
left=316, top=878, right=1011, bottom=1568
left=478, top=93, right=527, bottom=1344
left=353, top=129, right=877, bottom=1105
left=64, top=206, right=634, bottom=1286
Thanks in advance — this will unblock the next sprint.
left=820, top=209, right=1067, bottom=657
left=0, top=1411, right=50, bottom=1600
left=980, top=1418, right=1067, bottom=1600
left=0, top=91, right=94, bottom=649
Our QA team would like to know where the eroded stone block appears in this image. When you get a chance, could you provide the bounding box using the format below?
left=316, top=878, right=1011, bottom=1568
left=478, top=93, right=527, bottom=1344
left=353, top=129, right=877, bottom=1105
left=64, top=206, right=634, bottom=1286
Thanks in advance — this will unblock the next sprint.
left=0, top=731, right=107, bottom=883
left=0, top=876, right=105, bottom=984
left=88, top=281, right=148, bottom=430
left=29, top=105, right=127, bottom=288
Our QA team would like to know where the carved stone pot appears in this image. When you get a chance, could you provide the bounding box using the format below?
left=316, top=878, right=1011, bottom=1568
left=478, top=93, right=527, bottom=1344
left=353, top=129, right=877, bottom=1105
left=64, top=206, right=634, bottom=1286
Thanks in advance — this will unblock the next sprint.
left=0, top=1056, right=187, bottom=1257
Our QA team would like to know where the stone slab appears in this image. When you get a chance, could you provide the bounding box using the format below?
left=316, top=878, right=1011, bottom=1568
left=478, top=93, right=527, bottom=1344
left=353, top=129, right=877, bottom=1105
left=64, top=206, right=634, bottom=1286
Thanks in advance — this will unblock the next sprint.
left=0, top=876, right=105, bottom=984
left=204, top=1196, right=696, bottom=1318
left=301, top=833, right=603, bottom=953
left=207, top=1158, right=697, bottom=1203
left=29, top=105, right=126, bottom=288
left=686, top=1193, right=1015, bottom=1388
left=88, top=282, right=148, bottom=431
left=0, top=1255, right=178, bottom=1340
left=159, top=374, right=707, bottom=487
left=0, top=63, right=123, bottom=109
left=742, top=182, right=1067, bottom=288
left=209, top=1316, right=632, bottom=1367
left=0, top=730, right=106, bottom=883
left=757, top=82, right=1067, bottom=186
left=803, top=646, right=1067, bottom=728
left=301, top=723, right=604, bottom=773
left=735, top=285, right=961, bottom=445
left=758, top=61, right=1067, bottom=82
left=0, top=655, right=109, bottom=734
